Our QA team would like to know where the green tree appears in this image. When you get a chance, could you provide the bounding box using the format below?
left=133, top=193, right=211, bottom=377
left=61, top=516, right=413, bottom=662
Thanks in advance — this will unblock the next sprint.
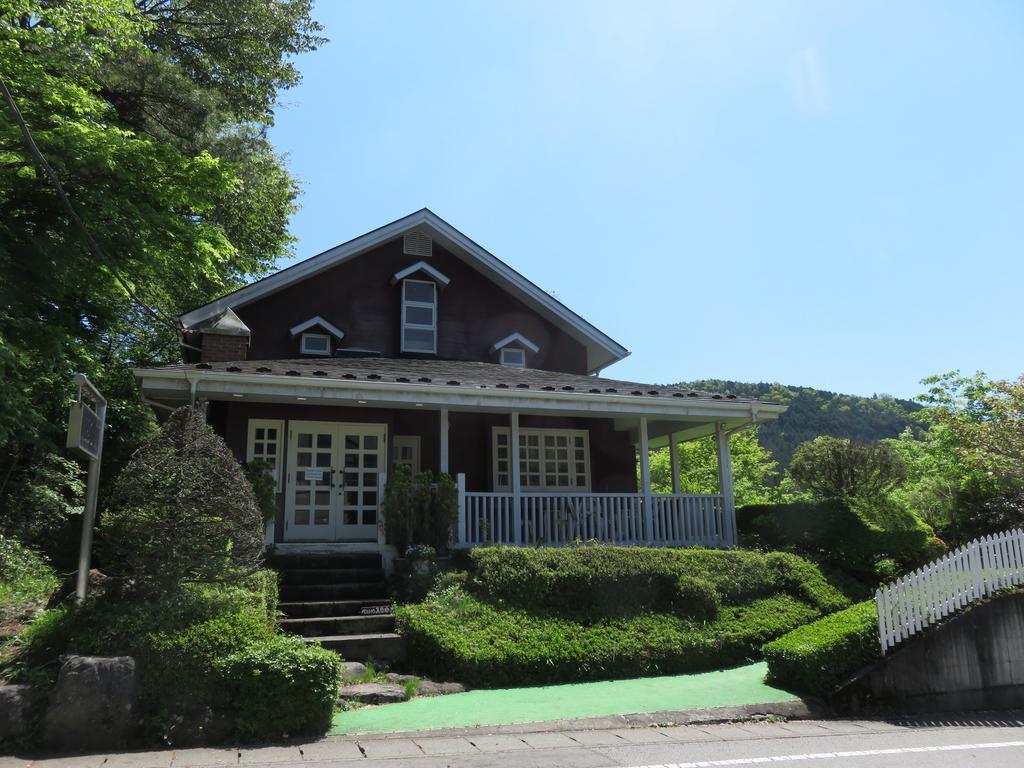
left=649, top=428, right=788, bottom=506
left=0, top=0, right=322, bottom=556
left=788, top=436, right=906, bottom=500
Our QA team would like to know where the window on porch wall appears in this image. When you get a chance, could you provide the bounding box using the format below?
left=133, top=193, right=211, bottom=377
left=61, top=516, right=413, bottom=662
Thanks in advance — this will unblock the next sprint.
left=492, top=427, right=591, bottom=492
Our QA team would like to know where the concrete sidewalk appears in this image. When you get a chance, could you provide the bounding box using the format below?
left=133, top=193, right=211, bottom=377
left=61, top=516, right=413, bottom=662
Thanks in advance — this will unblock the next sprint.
left=4, top=710, right=1024, bottom=768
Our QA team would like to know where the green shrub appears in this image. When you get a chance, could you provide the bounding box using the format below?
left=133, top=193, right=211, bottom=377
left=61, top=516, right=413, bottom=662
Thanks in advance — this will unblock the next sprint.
left=0, top=535, right=58, bottom=623
left=2, top=572, right=335, bottom=745
left=396, top=588, right=819, bottom=687
left=244, top=459, right=277, bottom=521
left=382, top=466, right=459, bottom=554
left=215, top=635, right=341, bottom=740
left=100, top=406, right=264, bottom=596
left=762, top=600, right=879, bottom=697
left=738, top=498, right=935, bottom=576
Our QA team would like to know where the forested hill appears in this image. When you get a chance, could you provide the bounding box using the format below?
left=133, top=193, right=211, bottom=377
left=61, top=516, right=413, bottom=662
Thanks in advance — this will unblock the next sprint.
left=679, top=380, right=923, bottom=469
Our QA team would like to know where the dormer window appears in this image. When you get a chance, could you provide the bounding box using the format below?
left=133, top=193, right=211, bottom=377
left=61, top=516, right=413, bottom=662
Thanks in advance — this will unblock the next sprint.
left=300, top=333, right=331, bottom=356
left=491, top=332, right=540, bottom=369
left=401, top=279, right=437, bottom=353
left=289, top=316, right=345, bottom=357
left=500, top=347, right=526, bottom=368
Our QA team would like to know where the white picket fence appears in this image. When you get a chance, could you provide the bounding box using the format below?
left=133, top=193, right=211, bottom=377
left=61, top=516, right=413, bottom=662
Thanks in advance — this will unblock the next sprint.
left=875, top=528, right=1024, bottom=654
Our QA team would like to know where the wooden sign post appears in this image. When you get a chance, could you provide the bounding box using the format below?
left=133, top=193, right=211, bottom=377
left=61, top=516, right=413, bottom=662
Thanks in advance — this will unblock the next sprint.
left=67, top=374, right=107, bottom=602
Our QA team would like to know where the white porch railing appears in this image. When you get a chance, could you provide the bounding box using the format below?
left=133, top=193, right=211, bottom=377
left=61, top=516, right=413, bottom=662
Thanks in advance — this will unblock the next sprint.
left=455, top=475, right=734, bottom=549
left=875, top=528, right=1024, bottom=654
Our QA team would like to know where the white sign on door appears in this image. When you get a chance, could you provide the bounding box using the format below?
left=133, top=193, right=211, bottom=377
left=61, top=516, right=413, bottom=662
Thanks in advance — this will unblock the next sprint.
left=304, top=469, right=324, bottom=481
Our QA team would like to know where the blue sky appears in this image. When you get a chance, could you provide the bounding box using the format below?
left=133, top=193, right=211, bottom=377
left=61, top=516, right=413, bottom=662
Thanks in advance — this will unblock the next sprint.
left=268, top=0, right=1024, bottom=399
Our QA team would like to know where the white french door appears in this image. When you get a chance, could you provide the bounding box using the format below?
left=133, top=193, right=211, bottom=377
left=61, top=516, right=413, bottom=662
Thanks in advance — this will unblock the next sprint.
left=285, top=421, right=387, bottom=542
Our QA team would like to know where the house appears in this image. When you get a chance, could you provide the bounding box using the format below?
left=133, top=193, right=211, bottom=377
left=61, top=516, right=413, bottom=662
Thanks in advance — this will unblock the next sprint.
left=135, top=209, right=786, bottom=561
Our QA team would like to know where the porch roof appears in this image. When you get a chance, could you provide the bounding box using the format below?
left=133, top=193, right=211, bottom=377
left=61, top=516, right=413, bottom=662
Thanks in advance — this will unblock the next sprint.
left=135, top=358, right=786, bottom=444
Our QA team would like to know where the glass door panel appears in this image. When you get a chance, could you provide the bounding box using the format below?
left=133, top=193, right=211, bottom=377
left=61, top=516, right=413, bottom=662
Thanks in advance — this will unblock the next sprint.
left=337, top=426, right=385, bottom=541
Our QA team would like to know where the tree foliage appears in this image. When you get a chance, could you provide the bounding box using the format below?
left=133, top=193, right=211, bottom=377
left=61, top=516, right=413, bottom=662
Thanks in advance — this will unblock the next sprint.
left=100, top=406, right=264, bottom=593
left=0, top=0, right=321, bottom=556
left=789, top=436, right=906, bottom=500
left=649, top=428, right=788, bottom=506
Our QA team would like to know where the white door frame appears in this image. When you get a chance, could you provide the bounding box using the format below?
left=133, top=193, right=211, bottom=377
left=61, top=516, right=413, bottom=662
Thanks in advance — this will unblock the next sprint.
left=285, top=420, right=387, bottom=543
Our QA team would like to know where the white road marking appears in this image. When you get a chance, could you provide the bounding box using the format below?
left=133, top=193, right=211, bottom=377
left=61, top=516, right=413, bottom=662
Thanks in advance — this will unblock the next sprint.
left=617, top=740, right=1024, bottom=768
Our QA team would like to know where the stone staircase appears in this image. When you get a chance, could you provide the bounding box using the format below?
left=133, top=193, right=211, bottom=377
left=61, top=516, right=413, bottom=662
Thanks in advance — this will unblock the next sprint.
left=271, top=552, right=405, bottom=663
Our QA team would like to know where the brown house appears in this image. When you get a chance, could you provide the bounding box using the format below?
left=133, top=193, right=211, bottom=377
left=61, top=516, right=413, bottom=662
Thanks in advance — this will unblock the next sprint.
left=136, top=210, right=785, bottom=560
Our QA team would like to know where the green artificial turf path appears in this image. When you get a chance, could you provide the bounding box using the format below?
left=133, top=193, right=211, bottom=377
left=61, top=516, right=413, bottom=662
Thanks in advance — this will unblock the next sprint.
left=330, top=662, right=797, bottom=735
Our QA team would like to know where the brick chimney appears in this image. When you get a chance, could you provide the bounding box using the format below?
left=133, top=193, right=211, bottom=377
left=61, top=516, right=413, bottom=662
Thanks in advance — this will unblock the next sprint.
left=192, top=308, right=251, bottom=363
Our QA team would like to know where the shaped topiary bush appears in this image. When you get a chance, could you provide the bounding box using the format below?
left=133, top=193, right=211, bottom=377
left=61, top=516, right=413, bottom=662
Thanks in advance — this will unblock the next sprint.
left=100, top=406, right=264, bottom=595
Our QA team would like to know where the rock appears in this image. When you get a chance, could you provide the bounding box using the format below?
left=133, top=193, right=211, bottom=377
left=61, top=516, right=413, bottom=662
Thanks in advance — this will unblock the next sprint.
left=46, top=569, right=110, bottom=608
left=340, top=661, right=367, bottom=679
left=337, top=683, right=407, bottom=705
left=0, top=684, right=40, bottom=739
left=383, top=672, right=418, bottom=684
left=41, top=655, right=139, bottom=751
left=417, top=681, right=466, bottom=696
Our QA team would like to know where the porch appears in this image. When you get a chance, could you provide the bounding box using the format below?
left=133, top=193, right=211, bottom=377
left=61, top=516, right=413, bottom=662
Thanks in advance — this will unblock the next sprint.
left=134, top=358, right=784, bottom=552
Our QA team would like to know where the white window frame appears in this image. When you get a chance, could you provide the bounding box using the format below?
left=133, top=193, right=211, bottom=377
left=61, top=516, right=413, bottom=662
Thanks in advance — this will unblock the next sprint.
left=492, top=427, right=591, bottom=492
left=247, top=419, right=285, bottom=492
left=500, top=347, right=527, bottom=368
left=392, top=435, right=421, bottom=475
left=400, top=278, right=437, bottom=354
left=299, top=332, right=331, bottom=356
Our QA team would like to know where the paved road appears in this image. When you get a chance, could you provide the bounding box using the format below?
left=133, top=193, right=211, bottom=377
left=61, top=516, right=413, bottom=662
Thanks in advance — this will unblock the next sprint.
left=4, top=715, right=1024, bottom=768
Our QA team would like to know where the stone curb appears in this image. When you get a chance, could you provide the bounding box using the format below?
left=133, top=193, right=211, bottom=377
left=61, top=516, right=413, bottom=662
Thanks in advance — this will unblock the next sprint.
left=330, top=698, right=825, bottom=741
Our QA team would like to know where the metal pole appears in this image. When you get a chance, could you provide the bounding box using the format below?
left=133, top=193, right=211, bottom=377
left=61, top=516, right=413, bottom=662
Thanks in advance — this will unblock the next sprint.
left=73, top=375, right=107, bottom=603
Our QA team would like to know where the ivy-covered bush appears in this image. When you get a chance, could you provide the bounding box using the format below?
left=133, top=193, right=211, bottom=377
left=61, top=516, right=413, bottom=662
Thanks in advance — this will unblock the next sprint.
left=381, top=465, right=458, bottom=553
left=762, top=600, right=879, bottom=697
left=100, top=406, right=264, bottom=594
left=4, top=572, right=339, bottom=744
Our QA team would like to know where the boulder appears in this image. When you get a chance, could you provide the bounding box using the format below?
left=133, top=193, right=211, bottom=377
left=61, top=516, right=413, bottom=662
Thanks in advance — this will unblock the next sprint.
left=383, top=672, right=418, bottom=684
left=340, top=661, right=367, bottom=680
left=0, top=684, right=39, bottom=740
left=41, top=655, right=139, bottom=751
left=417, top=680, right=466, bottom=696
left=337, top=683, right=407, bottom=705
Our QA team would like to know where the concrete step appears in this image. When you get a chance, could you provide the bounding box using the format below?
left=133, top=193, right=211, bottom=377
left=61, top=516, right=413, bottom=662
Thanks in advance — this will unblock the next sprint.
left=269, top=552, right=382, bottom=570
left=279, top=614, right=395, bottom=637
left=278, top=567, right=385, bottom=585
left=278, top=582, right=389, bottom=602
left=278, top=598, right=390, bottom=619
left=309, top=632, right=406, bottom=663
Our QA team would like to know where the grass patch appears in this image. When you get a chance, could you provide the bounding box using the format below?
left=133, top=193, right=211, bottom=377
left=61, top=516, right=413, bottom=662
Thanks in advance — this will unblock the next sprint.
left=762, top=600, right=879, bottom=697
left=0, top=535, right=58, bottom=632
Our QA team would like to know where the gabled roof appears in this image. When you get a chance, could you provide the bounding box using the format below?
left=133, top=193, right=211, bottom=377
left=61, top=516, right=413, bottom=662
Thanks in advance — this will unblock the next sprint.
left=490, top=332, right=540, bottom=354
left=179, top=209, right=630, bottom=373
left=391, top=261, right=451, bottom=286
left=289, top=316, right=345, bottom=339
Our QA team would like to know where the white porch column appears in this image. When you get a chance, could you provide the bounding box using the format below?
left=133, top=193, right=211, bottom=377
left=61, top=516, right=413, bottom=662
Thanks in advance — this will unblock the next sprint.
left=439, top=408, right=449, bottom=474
left=715, top=423, right=737, bottom=546
left=668, top=432, right=681, bottom=494
left=639, top=416, right=654, bottom=544
left=510, top=412, right=522, bottom=544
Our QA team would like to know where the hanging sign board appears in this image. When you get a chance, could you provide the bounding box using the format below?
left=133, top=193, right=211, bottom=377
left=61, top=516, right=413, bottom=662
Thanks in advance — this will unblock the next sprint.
left=67, top=402, right=102, bottom=460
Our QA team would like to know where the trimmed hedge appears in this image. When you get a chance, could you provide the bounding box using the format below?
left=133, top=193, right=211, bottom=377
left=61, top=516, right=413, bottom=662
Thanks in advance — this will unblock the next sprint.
left=396, top=546, right=851, bottom=687
left=467, top=546, right=846, bottom=618
left=762, top=600, right=879, bottom=697
left=397, top=588, right=820, bottom=687
left=738, top=498, right=937, bottom=576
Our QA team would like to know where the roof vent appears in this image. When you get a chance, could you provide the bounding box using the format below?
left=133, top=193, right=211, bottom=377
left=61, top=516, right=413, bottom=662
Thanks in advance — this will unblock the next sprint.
left=403, top=230, right=432, bottom=258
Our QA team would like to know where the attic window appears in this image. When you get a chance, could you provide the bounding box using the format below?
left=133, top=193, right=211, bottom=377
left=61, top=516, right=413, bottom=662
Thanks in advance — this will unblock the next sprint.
left=300, top=333, right=331, bottom=356
left=403, top=230, right=432, bottom=258
left=500, top=348, right=526, bottom=368
left=400, top=279, right=437, bottom=354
